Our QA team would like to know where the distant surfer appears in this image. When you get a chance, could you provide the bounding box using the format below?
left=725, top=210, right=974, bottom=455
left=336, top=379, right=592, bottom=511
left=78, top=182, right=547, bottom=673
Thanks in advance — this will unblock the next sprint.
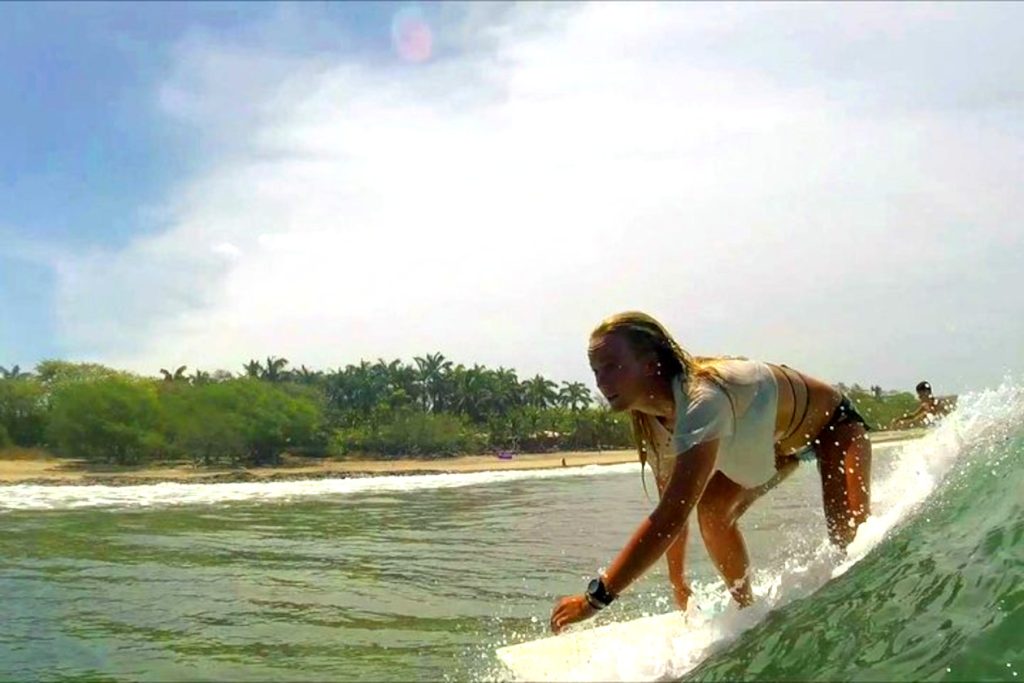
left=890, top=381, right=955, bottom=429
left=550, top=311, right=872, bottom=633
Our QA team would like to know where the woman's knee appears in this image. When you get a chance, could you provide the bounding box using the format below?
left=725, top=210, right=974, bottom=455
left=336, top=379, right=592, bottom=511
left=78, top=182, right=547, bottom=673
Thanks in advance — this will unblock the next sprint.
left=697, top=496, right=736, bottom=533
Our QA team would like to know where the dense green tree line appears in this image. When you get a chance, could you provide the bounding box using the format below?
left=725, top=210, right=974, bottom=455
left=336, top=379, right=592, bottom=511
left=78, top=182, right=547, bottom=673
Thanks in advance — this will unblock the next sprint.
left=0, top=359, right=926, bottom=467
left=0, top=357, right=629, bottom=466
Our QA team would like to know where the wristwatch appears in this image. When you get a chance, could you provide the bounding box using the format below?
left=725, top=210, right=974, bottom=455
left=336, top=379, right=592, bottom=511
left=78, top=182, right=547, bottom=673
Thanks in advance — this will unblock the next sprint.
left=584, top=576, right=616, bottom=610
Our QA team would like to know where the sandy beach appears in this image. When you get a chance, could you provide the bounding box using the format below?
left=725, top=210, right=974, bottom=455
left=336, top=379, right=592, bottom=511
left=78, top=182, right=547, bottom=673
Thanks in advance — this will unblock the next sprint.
left=0, top=429, right=926, bottom=487
left=0, top=449, right=639, bottom=487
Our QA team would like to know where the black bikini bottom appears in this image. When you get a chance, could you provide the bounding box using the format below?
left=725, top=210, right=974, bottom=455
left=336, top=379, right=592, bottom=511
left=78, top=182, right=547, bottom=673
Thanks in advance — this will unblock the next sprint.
left=824, top=394, right=871, bottom=432
left=794, top=395, right=870, bottom=462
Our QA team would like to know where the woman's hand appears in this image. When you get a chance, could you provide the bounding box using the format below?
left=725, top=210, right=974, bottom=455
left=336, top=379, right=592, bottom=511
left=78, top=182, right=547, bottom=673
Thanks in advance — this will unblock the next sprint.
left=549, top=594, right=598, bottom=634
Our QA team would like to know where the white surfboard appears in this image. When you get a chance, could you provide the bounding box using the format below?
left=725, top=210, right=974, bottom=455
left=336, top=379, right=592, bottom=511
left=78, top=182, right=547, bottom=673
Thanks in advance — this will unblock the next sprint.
left=496, top=610, right=718, bottom=682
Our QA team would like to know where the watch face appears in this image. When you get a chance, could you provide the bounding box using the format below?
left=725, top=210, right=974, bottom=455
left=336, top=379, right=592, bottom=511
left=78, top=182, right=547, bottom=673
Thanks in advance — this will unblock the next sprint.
left=587, top=578, right=601, bottom=595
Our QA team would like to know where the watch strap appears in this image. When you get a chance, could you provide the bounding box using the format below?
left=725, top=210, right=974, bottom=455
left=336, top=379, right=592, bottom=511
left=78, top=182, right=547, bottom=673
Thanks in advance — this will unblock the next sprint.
left=586, top=576, right=616, bottom=609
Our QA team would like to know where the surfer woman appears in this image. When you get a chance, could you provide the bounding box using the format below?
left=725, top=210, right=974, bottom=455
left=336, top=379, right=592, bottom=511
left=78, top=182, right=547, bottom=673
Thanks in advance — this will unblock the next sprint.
left=550, top=311, right=872, bottom=634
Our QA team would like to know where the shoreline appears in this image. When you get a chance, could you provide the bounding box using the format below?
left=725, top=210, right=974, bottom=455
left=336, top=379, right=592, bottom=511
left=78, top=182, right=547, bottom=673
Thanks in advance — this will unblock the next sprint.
left=0, top=430, right=927, bottom=487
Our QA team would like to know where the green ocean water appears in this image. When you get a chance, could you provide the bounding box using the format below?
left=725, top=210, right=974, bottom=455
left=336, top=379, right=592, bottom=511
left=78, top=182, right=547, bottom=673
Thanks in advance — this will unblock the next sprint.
left=691, top=433, right=1023, bottom=682
left=1, top=385, right=1021, bottom=682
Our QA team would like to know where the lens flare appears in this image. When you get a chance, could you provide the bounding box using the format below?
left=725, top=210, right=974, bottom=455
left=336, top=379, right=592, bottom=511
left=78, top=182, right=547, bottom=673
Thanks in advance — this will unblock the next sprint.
left=391, top=6, right=433, bottom=64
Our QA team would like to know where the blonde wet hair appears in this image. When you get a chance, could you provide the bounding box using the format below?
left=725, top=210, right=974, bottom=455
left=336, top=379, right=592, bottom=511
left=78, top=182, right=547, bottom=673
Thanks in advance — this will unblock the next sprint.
left=590, top=311, right=736, bottom=496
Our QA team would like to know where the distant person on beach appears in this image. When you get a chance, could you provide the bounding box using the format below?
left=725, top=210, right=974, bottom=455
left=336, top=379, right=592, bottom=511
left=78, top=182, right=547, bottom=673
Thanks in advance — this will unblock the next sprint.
left=890, top=381, right=956, bottom=429
left=550, top=311, right=872, bottom=633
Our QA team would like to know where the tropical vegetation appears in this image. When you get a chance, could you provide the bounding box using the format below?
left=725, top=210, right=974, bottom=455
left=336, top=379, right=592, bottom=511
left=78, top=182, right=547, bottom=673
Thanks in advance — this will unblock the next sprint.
left=0, top=359, right=926, bottom=467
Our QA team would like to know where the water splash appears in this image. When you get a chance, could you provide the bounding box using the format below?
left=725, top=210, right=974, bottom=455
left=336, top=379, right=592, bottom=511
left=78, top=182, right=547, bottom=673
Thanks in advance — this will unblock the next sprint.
left=493, top=379, right=1024, bottom=681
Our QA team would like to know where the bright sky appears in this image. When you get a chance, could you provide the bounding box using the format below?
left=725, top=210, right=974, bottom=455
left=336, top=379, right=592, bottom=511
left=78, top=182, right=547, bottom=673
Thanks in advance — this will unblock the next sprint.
left=2, top=2, right=1022, bottom=395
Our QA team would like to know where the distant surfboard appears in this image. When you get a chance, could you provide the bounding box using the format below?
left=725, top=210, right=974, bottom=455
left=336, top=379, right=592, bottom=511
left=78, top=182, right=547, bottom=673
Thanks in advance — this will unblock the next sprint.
left=496, top=610, right=717, bottom=682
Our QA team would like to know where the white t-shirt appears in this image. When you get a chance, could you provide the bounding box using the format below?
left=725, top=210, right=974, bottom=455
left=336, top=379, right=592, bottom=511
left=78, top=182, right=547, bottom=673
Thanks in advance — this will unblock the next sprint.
left=648, top=359, right=779, bottom=489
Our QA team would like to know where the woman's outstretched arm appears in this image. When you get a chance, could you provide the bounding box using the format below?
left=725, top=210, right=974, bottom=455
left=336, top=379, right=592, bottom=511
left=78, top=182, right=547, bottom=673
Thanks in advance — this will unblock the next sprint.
left=550, top=439, right=718, bottom=633
left=602, top=439, right=718, bottom=596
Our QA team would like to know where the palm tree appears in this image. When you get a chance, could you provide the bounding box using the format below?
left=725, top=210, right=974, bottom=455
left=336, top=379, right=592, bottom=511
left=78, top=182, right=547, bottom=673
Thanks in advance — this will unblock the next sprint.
left=393, top=363, right=422, bottom=409
left=559, top=381, right=593, bottom=411
left=243, top=360, right=263, bottom=378
left=294, top=365, right=323, bottom=385
left=491, top=367, right=522, bottom=412
left=414, top=352, right=452, bottom=412
left=0, top=365, right=31, bottom=379
left=449, top=364, right=494, bottom=421
left=190, top=369, right=212, bottom=385
left=522, top=374, right=558, bottom=409
left=346, top=360, right=382, bottom=417
left=159, top=365, right=188, bottom=382
left=262, top=356, right=290, bottom=382
left=375, top=358, right=403, bottom=377
left=375, top=359, right=420, bottom=411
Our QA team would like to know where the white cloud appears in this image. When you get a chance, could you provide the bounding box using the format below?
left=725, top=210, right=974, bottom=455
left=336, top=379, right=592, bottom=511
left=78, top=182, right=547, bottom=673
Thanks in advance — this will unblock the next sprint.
left=53, top=2, right=1024, bottom=393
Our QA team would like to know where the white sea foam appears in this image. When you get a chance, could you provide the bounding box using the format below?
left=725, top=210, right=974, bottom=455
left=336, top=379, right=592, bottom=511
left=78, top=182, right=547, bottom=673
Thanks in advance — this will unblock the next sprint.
left=496, top=380, right=1024, bottom=682
left=0, top=430, right=921, bottom=513
left=0, top=461, right=637, bottom=512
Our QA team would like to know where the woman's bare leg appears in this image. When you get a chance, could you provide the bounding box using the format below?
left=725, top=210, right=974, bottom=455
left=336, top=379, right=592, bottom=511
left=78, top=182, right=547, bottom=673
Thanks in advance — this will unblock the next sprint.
left=697, top=461, right=800, bottom=606
left=815, top=422, right=872, bottom=549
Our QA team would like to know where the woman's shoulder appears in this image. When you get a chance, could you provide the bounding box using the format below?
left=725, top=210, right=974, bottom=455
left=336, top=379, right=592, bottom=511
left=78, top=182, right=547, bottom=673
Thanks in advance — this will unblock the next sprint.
left=671, top=373, right=736, bottom=447
left=678, top=373, right=732, bottom=413
left=698, top=358, right=768, bottom=384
